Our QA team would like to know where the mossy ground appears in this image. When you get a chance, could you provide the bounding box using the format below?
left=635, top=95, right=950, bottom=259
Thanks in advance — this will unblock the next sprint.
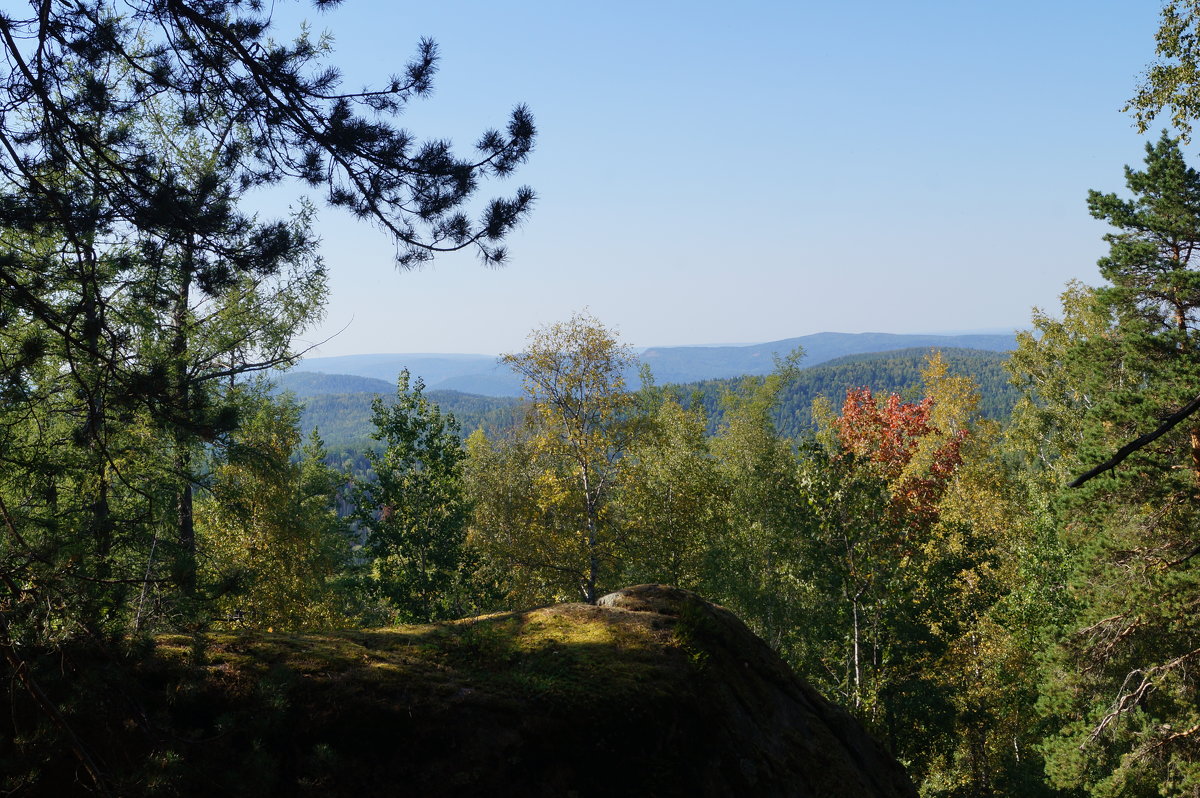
left=3, top=587, right=916, bottom=798
left=147, top=601, right=690, bottom=707
left=5, top=602, right=699, bottom=797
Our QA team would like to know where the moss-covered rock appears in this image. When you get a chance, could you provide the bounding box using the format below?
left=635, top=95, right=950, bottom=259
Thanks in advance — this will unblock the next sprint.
left=3, top=585, right=915, bottom=797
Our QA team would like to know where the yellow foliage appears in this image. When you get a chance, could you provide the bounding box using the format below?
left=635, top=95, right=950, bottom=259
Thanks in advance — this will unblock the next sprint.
left=196, top=399, right=349, bottom=631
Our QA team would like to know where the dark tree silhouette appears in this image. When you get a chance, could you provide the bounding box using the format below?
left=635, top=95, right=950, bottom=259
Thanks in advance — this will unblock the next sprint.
left=0, top=7, right=534, bottom=787
left=0, top=1, right=535, bottom=277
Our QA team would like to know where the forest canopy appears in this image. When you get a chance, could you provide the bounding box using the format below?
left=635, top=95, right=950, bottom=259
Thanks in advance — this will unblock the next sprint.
left=0, top=2, right=535, bottom=789
left=8, top=2, right=1200, bottom=797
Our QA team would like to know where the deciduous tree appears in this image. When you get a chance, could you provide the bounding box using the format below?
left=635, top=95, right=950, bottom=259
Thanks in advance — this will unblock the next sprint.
left=353, top=371, right=471, bottom=623
left=707, top=352, right=809, bottom=650
left=618, top=389, right=723, bottom=590
left=496, top=313, right=638, bottom=604
left=196, top=394, right=350, bottom=631
left=1128, top=0, right=1200, bottom=142
left=830, top=353, right=968, bottom=534
left=804, top=353, right=981, bottom=783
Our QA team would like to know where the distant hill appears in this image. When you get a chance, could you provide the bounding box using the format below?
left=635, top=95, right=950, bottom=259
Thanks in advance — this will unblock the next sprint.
left=271, top=371, right=395, bottom=397
left=268, top=372, right=521, bottom=449
left=294, top=332, right=1018, bottom=397
left=433, top=372, right=524, bottom=396
left=279, top=347, right=1018, bottom=451
left=639, top=332, right=1017, bottom=384
left=673, top=347, right=1017, bottom=438
left=289, top=353, right=523, bottom=396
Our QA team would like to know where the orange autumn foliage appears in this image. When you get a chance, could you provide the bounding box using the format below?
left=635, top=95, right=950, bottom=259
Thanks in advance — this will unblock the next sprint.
left=833, top=387, right=966, bottom=531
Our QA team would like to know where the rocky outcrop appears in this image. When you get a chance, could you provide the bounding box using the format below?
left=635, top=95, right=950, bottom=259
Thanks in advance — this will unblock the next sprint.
left=595, top=585, right=916, bottom=797
left=4, top=585, right=915, bottom=797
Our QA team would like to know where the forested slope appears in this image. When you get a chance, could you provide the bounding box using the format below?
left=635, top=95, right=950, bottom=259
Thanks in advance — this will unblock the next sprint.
left=281, top=348, right=1016, bottom=451
left=639, top=332, right=1015, bottom=383
left=670, top=347, right=1017, bottom=437
left=269, top=371, right=522, bottom=449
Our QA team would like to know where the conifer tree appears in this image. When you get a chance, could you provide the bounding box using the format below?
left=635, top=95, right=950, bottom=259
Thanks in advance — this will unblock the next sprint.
left=0, top=7, right=534, bottom=785
left=1037, top=135, right=1200, bottom=796
left=0, top=0, right=535, bottom=631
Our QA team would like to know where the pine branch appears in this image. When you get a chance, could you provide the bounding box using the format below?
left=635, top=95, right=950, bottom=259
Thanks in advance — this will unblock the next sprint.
left=1069, top=390, right=1200, bottom=487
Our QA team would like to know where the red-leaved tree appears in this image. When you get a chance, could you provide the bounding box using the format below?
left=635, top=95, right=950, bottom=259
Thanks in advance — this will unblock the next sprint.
left=833, top=387, right=966, bottom=532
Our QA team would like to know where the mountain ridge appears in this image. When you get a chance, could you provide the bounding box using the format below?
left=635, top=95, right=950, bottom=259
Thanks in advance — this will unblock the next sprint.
left=291, top=331, right=1019, bottom=397
left=279, top=346, right=1017, bottom=451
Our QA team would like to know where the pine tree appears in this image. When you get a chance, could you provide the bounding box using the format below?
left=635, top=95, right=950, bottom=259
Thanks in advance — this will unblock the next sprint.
left=0, top=0, right=535, bottom=634
left=0, top=7, right=534, bottom=787
left=1037, top=135, right=1200, bottom=796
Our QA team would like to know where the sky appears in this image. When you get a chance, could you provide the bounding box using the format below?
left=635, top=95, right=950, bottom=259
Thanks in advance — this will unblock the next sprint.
left=260, top=1, right=1169, bottom=357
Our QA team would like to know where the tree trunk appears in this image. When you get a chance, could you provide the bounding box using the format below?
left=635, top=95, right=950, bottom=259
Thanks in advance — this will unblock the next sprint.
left=172, top=240, right=196, bottom=597
left=80, top=253, right=112, bottom=583
left=852, top=593, right=862, bottom=710
left=581, top=465, right=598, bottom=604
left=1191, top=426, right=1200, bottom=496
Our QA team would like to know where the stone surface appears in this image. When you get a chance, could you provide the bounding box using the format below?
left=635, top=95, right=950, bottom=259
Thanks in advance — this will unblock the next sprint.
left=5, top=585, right=916, bottom=797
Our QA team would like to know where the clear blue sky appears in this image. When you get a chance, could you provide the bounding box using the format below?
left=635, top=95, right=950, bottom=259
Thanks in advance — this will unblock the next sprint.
left=264, top=1, right=1168, bottom=357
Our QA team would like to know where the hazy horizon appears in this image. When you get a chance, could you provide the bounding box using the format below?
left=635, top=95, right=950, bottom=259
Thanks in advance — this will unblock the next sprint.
left=297, top=326, right=1024, bottom=360
left=256, top=2, right=1162, bottom=358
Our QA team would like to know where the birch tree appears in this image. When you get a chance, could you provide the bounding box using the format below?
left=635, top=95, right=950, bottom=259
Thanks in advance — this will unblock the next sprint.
left=494, top=312, right=637, bottom=604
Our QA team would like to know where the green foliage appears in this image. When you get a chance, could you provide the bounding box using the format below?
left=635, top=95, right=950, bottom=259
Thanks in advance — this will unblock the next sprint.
left=0, top=137, right=328, bottom=640
left=704, top=352, right=813, bottom=651
left=0, top=0, right=536, bottom=626
left=640, top=332, right=1015, bottom=384
left=465, top=425, right=581, bottom=606
left=794, top=359, right=974, bottom=782
left=617, top=395, right=723, bottom=590
left=197, top=395, right=351, bottom=631
left=676, top=347, right=1018, bottom=439
left=1006, top=282, right=1114, bottom=486
left=20, top=6, right=1200, bottom=795
left=918, top=421, right=1069, bottom=798
left=289, top=386, right=521, bottom=451
left=265, top=349, right=1017, bottom=457
left=1026, top=135, right=1200, bottom=797
left=1127, top=0, right=1200, bottom=142
left=0, top=6, right=534, bottom=788
left=352, top=371, right=474, bottom=623
left=475, top=313, right=640, bottom=605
